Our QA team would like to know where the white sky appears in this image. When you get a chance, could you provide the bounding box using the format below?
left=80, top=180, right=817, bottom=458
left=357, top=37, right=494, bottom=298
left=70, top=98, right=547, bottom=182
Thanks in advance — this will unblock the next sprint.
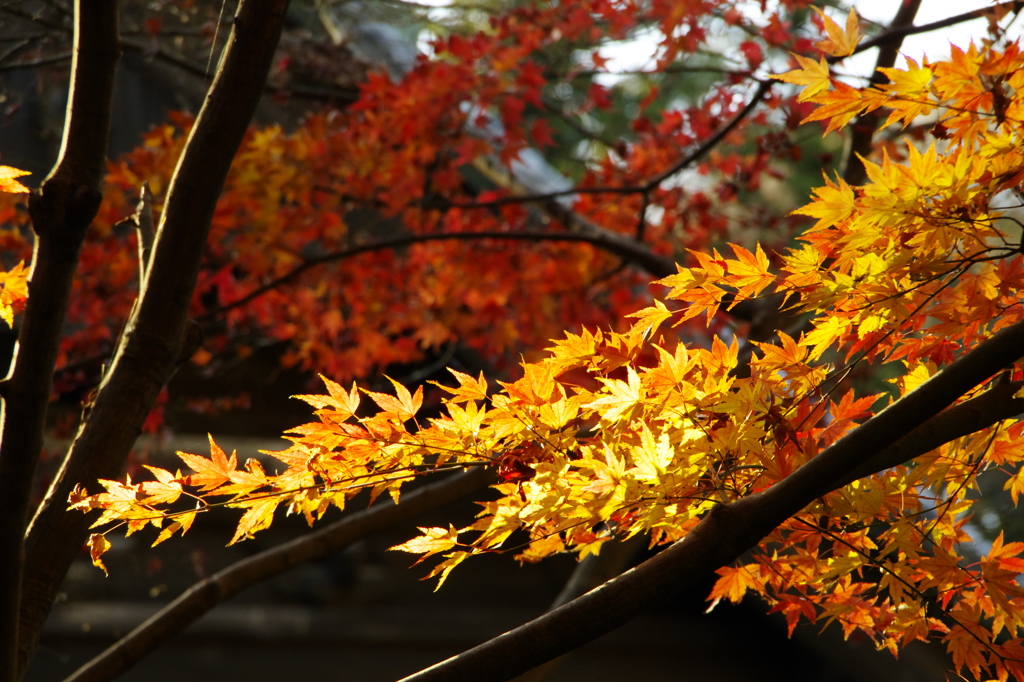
left=412, top=1, right=1019, bottom=81
left=595, top=0, right=1016, bottom=82
left=850, top=0, right=1013, bottom=75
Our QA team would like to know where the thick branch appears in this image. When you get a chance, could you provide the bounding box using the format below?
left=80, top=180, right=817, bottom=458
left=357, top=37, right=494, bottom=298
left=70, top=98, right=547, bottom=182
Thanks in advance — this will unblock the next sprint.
left=836, top=378, right=1024, bottom=488
left=0, top=2, right=119, bottom=679
left=402, top=319, right=1024, bottom=681
left=63, top=468, right=491, bottom=682
left=17, top=0, right=290, bottom=673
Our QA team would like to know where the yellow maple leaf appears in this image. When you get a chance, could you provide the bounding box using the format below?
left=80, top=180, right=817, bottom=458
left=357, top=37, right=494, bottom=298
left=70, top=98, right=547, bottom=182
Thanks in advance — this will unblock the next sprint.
left=0, top=165, right=30, bottom=194
left=802, top=314, right=852, bottom=360
left=591, top=366, right=644, bottom=423
left=390, top=525, right=460, bottom=561
left=139, top=465, right=184, bottom=506
left=228, top=495, right=282, bottom=545
left=771, top=54, right=831, bottom=102
left=814, top=7, right=860, bottom=58
left=727, top=243, right=775, bottom=299
left=792, top=175, right=856, bottom=232
left=0, top=260, right=29, bottom=328
left=626, top=299, right=674, bottom=338
left=88, top=533, right=111, bottom=576
left=877, top=58, right=936, bottom=127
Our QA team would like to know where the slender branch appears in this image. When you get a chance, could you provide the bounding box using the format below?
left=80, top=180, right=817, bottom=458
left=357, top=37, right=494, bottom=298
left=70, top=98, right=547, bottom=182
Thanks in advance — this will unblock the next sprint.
left=645, top=79, right=772, bottom=189
left=0, top=50, right=70, bottom=72
left=63, top=468, right=492, bottom=682
left=0, top=4, right=68, bottom=33
left=439, top=80, right=774, bottom=212
left=17, top=0, right=291, bottom=673
left=850, top=1, right=1024, bottom=57
left=199, top=230, right=676, bottom=322
left=120, top=37, right=360, bottom=104
left=0, top=2, right=119, bottom=679
left=401, top=319, right=1024, bottom=681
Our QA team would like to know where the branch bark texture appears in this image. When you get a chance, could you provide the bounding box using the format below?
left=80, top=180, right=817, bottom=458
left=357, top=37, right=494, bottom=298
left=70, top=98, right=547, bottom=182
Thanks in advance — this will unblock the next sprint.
left=0, top=2, right=119, bottom=679
left=17, top=0, right=290, bottom=673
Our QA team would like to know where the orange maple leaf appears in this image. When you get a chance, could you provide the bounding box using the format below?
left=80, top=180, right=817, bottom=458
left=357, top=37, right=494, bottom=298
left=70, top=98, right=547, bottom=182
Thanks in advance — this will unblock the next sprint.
left=770, top=54, right=831, bottom=102
left=0, top=261, right=29, bottom=328
left=364, top=376, right=423, bottom=421
left=814, top=7, right=860, bottom=58
left=87, top=533, right=111, bottom=576
left=708, top=564, right=760, bottom=607
left=177, top=435, right=238, bottom=492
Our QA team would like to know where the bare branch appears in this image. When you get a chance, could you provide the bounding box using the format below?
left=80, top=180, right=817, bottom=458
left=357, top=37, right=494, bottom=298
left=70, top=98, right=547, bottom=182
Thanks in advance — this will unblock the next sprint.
left=645, top=79, right=773, bottom=189
left=401, top=319, right=1024, bottom=681
left=0, top=50, right=71, bottom=72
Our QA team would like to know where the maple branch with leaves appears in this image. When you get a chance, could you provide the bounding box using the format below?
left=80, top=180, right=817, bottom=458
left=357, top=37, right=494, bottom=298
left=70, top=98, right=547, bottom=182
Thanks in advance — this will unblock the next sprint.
left=63, top=467, right=492, bottom=682
left=400, top=320, right=1024, bottom=682
left=69, top=15, right=1024, bottom=680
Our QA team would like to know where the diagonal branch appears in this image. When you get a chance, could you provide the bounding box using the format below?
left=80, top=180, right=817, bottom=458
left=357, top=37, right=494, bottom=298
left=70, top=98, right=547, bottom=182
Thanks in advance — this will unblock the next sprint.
left=439, top=79, right=774, bottom=211
left=400, top=318, right=1024, bottom=681
left=17, top=0, right=292, bottom=674
left=851, top=1, right=1024, bottom=56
